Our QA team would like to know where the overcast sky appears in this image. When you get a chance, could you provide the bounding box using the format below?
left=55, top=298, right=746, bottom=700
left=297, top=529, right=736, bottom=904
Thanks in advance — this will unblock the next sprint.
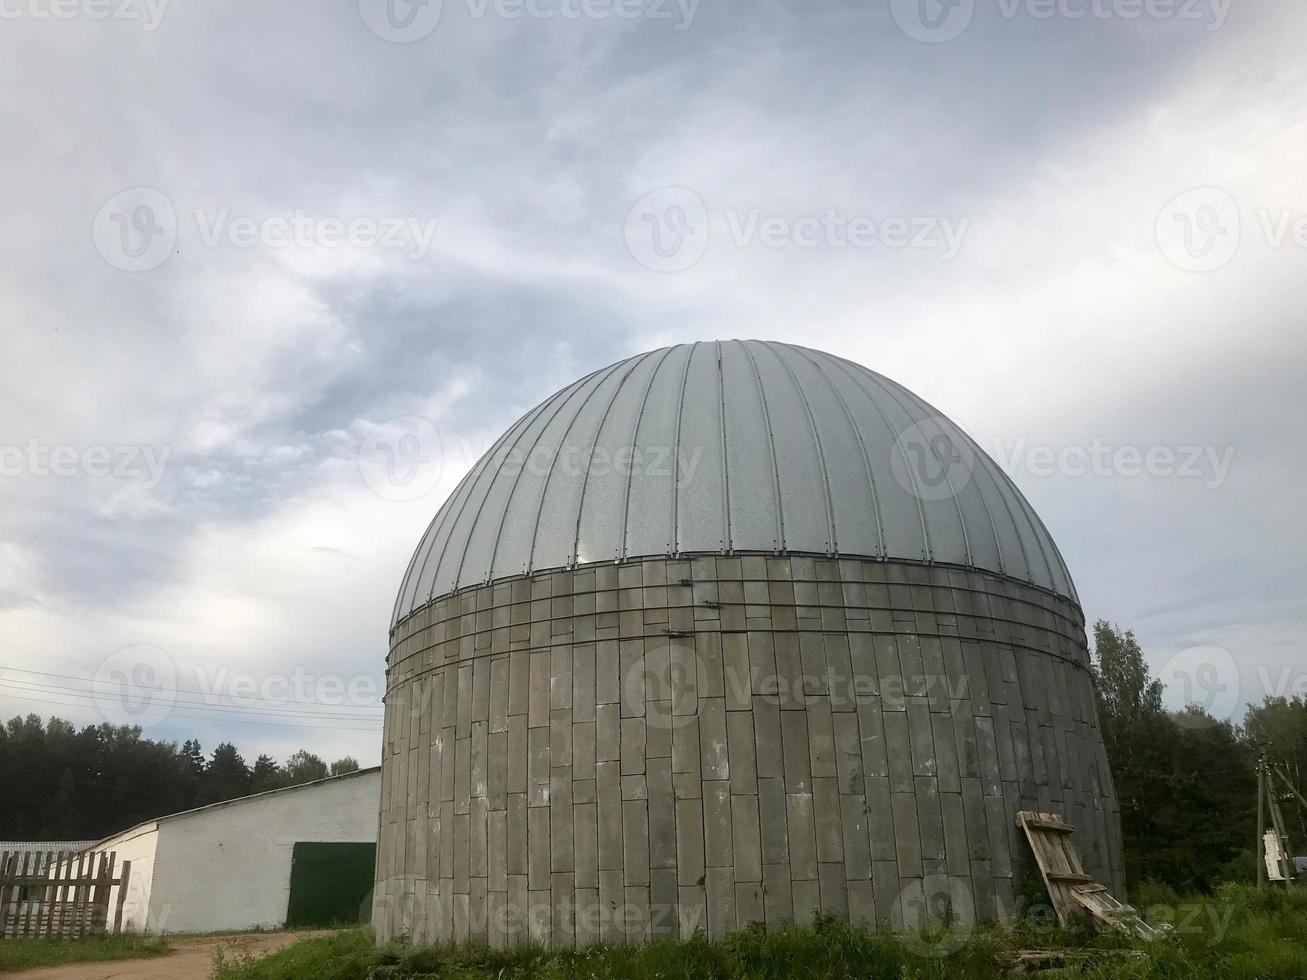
left=1, top=0, right=1302, bottom=766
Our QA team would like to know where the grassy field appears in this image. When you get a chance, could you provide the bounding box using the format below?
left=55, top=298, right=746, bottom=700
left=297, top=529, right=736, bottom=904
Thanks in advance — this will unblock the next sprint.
left=0, top=933, right=170, bottom=973
left=212, top=884, right=1307, bottom=980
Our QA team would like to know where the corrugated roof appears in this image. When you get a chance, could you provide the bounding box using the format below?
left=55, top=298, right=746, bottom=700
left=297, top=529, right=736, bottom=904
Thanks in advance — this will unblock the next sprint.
left=0, top=841, right=95, bottom=853
left=85, top=766, right=382, bottom=851
left=394, top=340, right=1076, bottom=626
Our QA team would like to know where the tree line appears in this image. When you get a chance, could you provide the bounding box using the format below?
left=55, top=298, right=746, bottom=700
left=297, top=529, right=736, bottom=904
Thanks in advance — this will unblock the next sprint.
left=0, top=716, right=361, bottom=841
left=1091, top=620, right=1307, bottom=892
left=2, top=623, right=1305, bottom=894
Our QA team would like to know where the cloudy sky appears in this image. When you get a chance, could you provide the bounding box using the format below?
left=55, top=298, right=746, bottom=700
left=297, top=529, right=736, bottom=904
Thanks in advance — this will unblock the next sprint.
left=0, top=0, right=1302, bottom=766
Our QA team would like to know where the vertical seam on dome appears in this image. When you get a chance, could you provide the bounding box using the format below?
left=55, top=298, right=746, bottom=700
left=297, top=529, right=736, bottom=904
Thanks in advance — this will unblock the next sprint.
left=403, top=450, right=494, bottom=623
left=857, top=367, right=974, bottom=566
left=1042, top=523, right=1077, bottom=603
left=524, top=365, right=620, bottom=575
left=391, top=534, right=427, bottom=629
left=715, top=340, right=732, bottom=552
left=737, top=339, right=785, bottom=551
left=971, top=441, right=1058, bottom=594
left=670, top=343, right=696, bottom=555
left=1016, top=483, right=1075, bottom=600
left=922, top=402, right=1030, bottom=586
left=884, top=376, right=1007, bottom=578
left=446, top=384, right=585, bottom=596
left=485, top=368, right=606, bottom=584
left=767, top=342, right=837, bottom=555
left=880, top=373, right=1063, bottom=597
left=791, top=344, right=886, bottom=559
left=969, top=452, right=1029, bottom=584
left=816, top=350, right=932, bottom=561
left=619, top=345, right=678, bottom=562
left=568, top=350, right=652, bottom=567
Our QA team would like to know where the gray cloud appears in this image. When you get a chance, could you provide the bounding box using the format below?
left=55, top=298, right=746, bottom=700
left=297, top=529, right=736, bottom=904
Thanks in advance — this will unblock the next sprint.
left=1, top=0, right=1303, bottom=758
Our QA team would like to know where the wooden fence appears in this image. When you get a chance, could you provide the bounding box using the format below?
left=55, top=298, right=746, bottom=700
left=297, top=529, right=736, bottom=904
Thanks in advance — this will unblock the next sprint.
left=0, top=850, right=131, bottom=939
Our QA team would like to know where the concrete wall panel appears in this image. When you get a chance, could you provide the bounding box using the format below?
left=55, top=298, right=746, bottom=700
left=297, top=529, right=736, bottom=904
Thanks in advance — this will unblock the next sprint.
left=376, top=557, right=1121, bottom=946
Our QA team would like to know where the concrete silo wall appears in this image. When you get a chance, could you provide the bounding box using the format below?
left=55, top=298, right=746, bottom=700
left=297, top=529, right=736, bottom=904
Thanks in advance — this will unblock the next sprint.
left=374, top=555, right=1123, bottom=947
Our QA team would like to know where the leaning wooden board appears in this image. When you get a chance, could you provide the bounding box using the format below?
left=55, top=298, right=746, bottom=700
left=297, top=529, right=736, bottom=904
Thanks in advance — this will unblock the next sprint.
left=1015, top=810, right=1161, bottom=941
left=1015, top=811, right=1095, bottom=925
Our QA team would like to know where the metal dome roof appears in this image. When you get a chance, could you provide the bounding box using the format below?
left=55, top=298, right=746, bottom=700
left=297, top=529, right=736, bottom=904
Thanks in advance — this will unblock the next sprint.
left=393, top=340, right=1076, bottom=625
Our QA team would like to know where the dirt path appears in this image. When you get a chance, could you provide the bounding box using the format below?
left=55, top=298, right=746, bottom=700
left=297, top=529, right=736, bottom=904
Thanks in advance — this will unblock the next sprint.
left=7, top=931, right=337, bottom=980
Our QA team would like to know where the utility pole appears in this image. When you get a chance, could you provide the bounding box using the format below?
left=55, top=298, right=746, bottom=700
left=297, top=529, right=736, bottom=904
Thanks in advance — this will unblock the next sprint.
left=1257, top=758, right=1266, bottom=889
left=1256, top=755, right=1298, bottom=887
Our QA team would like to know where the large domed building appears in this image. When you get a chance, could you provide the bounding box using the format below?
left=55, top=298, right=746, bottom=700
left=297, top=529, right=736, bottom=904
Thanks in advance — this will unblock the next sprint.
left=373, top=340, right=1123, bottom=948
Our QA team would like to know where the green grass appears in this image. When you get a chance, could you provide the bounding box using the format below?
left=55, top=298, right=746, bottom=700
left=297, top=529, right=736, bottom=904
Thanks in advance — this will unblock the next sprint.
left=0, top=933, right=170, bottom=972
left=211, top=886, right=1307, bottom=980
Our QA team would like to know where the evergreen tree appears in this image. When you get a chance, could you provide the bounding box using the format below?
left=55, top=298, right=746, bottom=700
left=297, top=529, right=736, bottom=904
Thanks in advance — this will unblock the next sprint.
left=202, top=742, right=252, bottom=804
left=250, top=753, right=286, bottom=793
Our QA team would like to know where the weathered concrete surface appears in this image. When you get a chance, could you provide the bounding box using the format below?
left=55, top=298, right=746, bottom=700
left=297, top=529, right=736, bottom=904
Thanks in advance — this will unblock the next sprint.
left=375, top=557, right=1123, bottom=947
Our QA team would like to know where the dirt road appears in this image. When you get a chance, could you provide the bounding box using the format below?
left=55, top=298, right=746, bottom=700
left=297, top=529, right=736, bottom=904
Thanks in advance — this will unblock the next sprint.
left=7, top=931, right=335, bottom=980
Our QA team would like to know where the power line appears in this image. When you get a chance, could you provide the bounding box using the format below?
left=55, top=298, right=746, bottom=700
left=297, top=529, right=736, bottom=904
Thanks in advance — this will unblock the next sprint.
left=0, top=666, right=384, bottom=712
left=0, top=675, right=382, bottom=720
left=0, top=678, right=384, bottom=724
left=0, top=689, right=381, bottom=732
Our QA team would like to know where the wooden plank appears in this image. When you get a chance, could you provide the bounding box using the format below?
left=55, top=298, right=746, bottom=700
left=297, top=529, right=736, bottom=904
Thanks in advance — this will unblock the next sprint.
left=1016, top=811, right=1088, bottom=926
left=1018, top=810, right=1159, bottom=940
left=19, top=851, right=36, bottom=937
left=113, top=860, right=132, bottom=935
left=0, top=851, right=13, bottom=939
left=1021, top=816, right=1075, bottom=833
left=95, top=852, right=116, bottom=936
left=39, top=851, right=60, bottom=938
left=1072, top=884, right=1161, bottom=940
left=38, top=850, right=55, bottom=938
left=58, top=850, right=77, bottom=936
left=49, top=851, right=64, bottom=937
left=73, top=851, right=89, bottom=938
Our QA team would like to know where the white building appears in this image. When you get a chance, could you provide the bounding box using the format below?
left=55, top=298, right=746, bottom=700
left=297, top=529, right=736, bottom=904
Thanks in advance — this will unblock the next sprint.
left=88, top=767, right=380, bottom=934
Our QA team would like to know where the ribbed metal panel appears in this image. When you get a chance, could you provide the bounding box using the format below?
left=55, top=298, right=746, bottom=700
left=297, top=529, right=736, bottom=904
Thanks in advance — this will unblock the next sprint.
left=393, top=340, right=1078, bottom=625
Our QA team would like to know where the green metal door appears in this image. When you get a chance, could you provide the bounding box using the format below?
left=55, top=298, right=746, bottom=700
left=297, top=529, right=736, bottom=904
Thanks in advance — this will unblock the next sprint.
left=286, top=842, right=377, bottom=928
